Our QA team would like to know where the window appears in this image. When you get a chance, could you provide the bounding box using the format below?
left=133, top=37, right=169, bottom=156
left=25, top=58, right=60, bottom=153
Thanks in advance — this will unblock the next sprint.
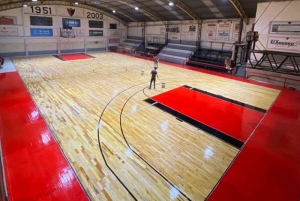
left=62, top=18, right=81, bottom=29
left=30, top=16, right=53, bottom=26
left=109, top=23, right=117, bottom=29
left=89, top=20, right=103, bottom=28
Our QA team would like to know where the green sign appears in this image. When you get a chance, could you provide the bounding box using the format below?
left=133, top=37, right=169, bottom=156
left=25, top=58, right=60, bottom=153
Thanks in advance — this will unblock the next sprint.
left=89, top=30, right=103, bottom=36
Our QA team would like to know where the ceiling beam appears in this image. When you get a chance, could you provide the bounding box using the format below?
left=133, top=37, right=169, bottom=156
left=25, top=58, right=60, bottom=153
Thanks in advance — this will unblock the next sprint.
left=229, top=0, right=249, bottom=24
left=87, top=0, right=138, bottom=22
left=174, top=0, right=201, bottom=22
left=0, top=0, right=127, bottom=25
left=117, top=0, right=167, bottom=23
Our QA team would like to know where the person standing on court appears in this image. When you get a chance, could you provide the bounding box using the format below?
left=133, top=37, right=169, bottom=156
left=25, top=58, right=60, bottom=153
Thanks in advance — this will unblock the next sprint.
left=153, top=56, right=159, bottom=68
left=149, top=67, right=159, bottom=89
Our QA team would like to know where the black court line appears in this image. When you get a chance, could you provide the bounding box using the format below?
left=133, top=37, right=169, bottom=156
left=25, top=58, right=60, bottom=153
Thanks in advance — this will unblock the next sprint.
left=183, top=85, right=267, bottom=113
left=145, top=98, right=243, bottom=149
left=53, top=55, right=65, bottom=61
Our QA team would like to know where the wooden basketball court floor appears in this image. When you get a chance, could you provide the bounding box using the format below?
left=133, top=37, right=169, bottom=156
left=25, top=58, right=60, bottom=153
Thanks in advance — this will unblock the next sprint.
left=0, top=52, right=299, bottom=201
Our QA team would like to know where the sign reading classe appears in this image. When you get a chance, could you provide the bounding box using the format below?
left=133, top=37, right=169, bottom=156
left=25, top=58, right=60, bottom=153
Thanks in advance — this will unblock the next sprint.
left=30, top=28, right=53, bottom=36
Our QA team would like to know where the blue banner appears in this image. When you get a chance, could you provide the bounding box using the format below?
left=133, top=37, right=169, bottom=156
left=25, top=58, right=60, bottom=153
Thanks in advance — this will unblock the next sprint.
left=30, top=28, right=53, bottom=36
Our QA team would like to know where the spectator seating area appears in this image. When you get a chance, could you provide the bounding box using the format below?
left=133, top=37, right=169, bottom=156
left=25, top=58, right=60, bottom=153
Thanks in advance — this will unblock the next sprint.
left=186, top=47, right=232, bottom=71
left=158, top=43, right=196, bottom=65
left=145, top=42, right=165, bottom=55
left=117, top=39, right=142, bottom=52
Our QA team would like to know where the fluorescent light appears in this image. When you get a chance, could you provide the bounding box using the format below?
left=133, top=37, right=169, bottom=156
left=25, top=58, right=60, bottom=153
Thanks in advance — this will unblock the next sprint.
left=75, top=2, right=78, bottom=5
left=23, top=4, right=27, bottom=7
left=113, top=10, right=116, bottom=13
left=32, top=0, right=37, bottom=2
left=169, top=2, right=174, bottom=6
left=135, top=7, right=139, bottom=10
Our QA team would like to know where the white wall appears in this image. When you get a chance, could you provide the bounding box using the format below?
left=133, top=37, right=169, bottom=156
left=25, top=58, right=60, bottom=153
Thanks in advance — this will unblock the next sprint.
left=255, top=1, right=300, bottom=53
left=127, top=18, right=255, bottom=47
left=0, top=5, right=126, bottom=55
left=201, top=18, right=255, bottom=51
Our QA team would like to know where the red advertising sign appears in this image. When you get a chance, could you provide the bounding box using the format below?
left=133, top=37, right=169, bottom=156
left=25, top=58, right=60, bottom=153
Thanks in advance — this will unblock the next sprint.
left=109, top=38, right=120, bottom=43
left=0, top=16, right=14, bottom=25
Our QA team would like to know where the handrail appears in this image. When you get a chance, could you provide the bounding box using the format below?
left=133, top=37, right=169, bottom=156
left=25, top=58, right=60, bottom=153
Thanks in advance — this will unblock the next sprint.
left=186, top=45, right=197, bottom=61
left=246, top=71, right=300, bottom=87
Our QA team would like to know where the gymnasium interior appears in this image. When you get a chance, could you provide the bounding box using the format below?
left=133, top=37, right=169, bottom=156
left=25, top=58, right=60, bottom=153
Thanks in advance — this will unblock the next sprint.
left=0, top=0, right=299, bottom=200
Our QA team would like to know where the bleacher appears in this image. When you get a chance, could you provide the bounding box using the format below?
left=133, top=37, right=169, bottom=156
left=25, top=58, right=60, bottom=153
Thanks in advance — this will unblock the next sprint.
left=117, top=39, right=142, bottom=52
left=186, top=47, right=232, bottom=71
left=158, top=43, right=196, bottom=65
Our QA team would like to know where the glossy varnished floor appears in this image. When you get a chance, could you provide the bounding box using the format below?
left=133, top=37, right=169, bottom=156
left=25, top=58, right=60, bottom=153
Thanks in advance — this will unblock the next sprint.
left=12, top=52, right=280, bottom=200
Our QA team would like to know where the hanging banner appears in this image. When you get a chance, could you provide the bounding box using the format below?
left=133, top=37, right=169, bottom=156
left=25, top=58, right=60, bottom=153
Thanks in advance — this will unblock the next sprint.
left=0, top=16, right=16, bottom=25
left=206, top=30, right=216, bottom=40
left=30, top=28, right=53, bottom=36
left=206, top=23, right=217, bottom=40
left=270, top=21, right=300, bottom=35
left=75, top=29, right=84, bottom=37
left=189, top=25, right=196, bottom=32
left=267, top=36, right=300, bottom=52
left=108, top=38, right=120, bottom=45
left=110, top=30, right=122, bottom=36
left=160, top=27, right=166, bottom=34
left=89, top=30, right=103, bottom=36
left=231, top=22, right=244, bottom=41
left=169, top=32, right=180, bottom=40
left=218, top=22, right=231, bottom=31
left=218, top=31, right=229, bottom=41
left=0, top=27, right=18, bottom=36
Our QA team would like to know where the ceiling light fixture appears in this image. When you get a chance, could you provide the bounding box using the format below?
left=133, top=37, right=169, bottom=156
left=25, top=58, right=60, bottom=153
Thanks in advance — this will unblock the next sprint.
left=113, top=10, right=116, bottom=13
left=23, top=4, right=27, bottom=7
left=169, top=2, right=174, bottom=6
left=75, top=2, right=78, bottom=5
left=32, top=0, right=37, bottom=2
left=135, top=7, right=139, bottom=10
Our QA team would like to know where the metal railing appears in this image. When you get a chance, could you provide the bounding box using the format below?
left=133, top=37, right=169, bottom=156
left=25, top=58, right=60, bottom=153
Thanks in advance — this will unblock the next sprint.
left=246, top=71, right=300, bottom=88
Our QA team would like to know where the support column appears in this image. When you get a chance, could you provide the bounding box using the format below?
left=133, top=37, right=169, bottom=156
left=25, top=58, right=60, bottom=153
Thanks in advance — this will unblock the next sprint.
left=233, top=17, right=243, bottom=67
left=197, top=21, right=202, bottom=47
left=165, top=23, right=169, bottom=45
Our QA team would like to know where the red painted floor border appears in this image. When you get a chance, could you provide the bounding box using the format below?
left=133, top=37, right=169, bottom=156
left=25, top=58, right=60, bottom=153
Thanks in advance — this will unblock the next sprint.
left=151, top=86, right=264, bottom=142
left=0, top=72, right=89, bottom=201
left=58, top=53, right=93, bottom=61
left=207, top=88, right=300, bottom=201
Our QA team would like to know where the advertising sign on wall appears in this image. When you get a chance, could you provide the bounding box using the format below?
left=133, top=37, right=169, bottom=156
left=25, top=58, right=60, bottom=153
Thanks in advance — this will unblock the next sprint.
left=270, top=21, right=300, bottom=35
left=110, top=30, right=122, bottom=36
left=218, top=22, right=231, bottom=31
left=0, top=16, right=16, bottom=25
left=267, top=36, right=300, bottom=52
left=0, top=27, right=18, bottom=36
left=108, top=38, right=120, bottom=43
left=75, top=29, right=84, bottom=37
left=160, top=27, right=166, bottom=34
left=231, top=22, right=244, bottom=41
left=218, top=31, right=229, bottom=40
left=206, top=23, right=217, bottom=40
left=89, top=30, right=103, bottom=36
left=30, top=28, right=53, bottom=36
